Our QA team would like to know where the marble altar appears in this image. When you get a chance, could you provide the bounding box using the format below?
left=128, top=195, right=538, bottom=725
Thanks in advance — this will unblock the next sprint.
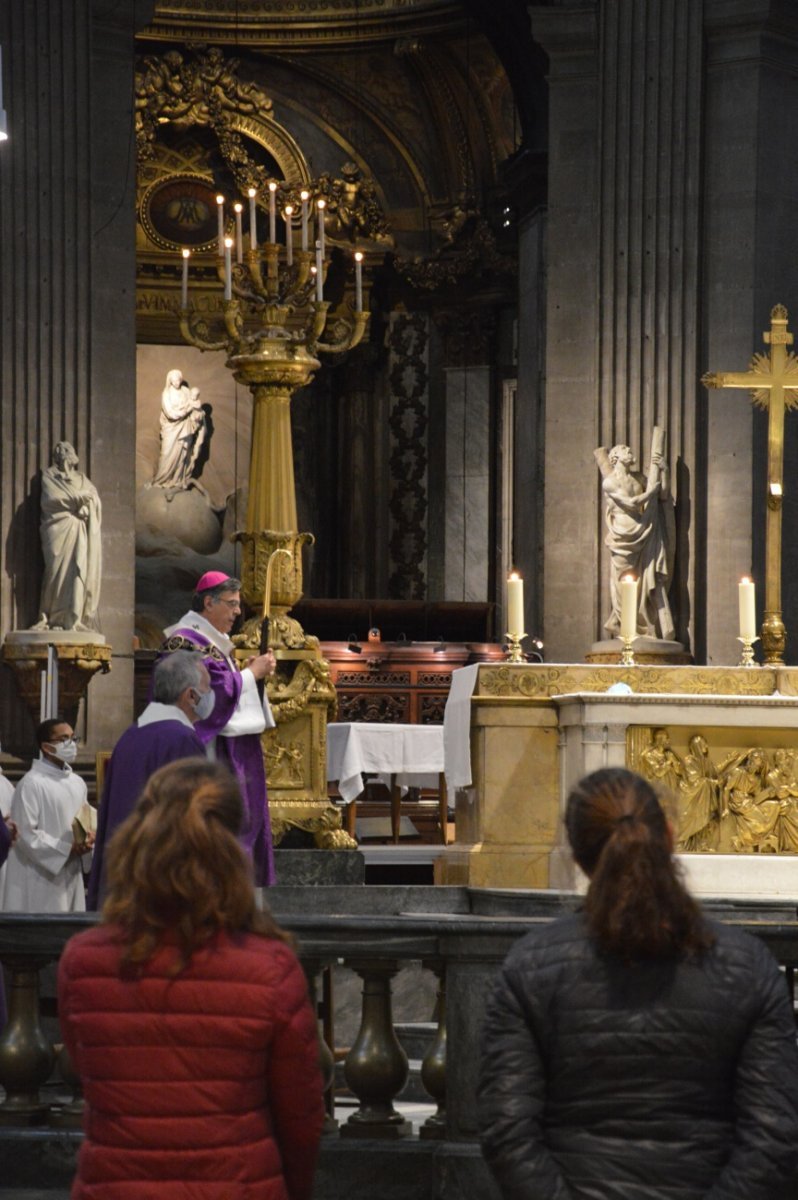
left=438, top=662, right=798, bottom=898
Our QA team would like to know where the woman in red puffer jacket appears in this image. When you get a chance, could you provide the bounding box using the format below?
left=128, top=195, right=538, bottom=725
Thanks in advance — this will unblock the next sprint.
left=58, top=758, right=324, bottom=1200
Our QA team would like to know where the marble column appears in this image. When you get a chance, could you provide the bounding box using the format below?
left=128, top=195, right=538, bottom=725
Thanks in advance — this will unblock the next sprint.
left=0, top=0, right=153, bottom=752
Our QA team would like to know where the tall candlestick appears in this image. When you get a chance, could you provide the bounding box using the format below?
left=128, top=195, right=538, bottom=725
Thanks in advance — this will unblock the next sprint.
left=300, top=190, right=310, bottom=251
left=354, top=250, right=363, bottom=312
left=234, top=202, right=243, bottom=264
left=284, top=205, right=294, bottom=265
left=181, top=248, right=190, bottom=308
left=223, top=236, right=233, bottom=300
left=316, top=198, right=326, bottom=258
left=507, top=572, right=524, bottom=637
left=315, top=241, right=323, bottom=301
left=739, top=576, right=756, bottom=641
left=216, top=194, right=225, bottom=255
left=248, top=188, right=258, bottom=251
left=268, top=181, right=277, bottom=243
left=620, top=575, right=638, bottom=641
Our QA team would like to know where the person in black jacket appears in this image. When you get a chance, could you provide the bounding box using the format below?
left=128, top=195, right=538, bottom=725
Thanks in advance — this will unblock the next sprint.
left=478, top=767, right=798, bottom=1200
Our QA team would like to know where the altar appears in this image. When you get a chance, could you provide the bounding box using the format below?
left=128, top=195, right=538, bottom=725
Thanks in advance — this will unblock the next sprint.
left=438, top=661, right=798, bottom=898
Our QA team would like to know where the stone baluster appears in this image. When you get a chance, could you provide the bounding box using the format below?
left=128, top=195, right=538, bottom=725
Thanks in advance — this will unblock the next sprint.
left=419, top=959, right=446, bottom=1139
left=0, top=956, right=55, bottom=1124
left=301, top=957, right=338, bottom=1133
left=50, top=1043, right=84, bottom=1128
left=340, top=958, right=411, bottom=1138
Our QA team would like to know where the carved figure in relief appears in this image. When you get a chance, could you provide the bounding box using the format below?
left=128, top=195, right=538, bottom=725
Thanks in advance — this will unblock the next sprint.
left=676, top=734, right=722, bottom=852
left=594, top=427, right=675, bottom=640
left=639, top=728, right=683, bottom=798
left=721, top=749, right=781, bottom=853
left=767, top=749, right=798, bottom=852
left=32, top=442, right=102, bottom=632
left=151, top=369, right=208, bottom=491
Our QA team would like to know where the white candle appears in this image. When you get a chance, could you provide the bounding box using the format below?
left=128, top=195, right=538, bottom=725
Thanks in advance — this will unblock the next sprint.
left=507, top=572, right=524, bottom=637
left=620, top=574, right=638, bottom=640
left=216, top=194, right=225, bottom=255
left=181, top=248, right=190, bottom=308
left=268, top=181, right=277, bottom=243
left=284, top=205, right=294, bottom=265
left=316, top=198, right=326, bottom=258
left=739, top=576, right=756, bottom=641
left=354, top=250, right=363, bottom=312
left=234, top=202, right=243, bottom=263
left=300, top=190, right=310, bottom=251
left=248, top=188, right=258, bottom=251
left=315, top=241, right=323, bottom=301
left=224, top=236, right=233, bottom=300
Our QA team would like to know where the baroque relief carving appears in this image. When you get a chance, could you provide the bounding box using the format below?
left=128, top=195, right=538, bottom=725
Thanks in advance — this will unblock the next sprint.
left=477, top=665, right=778, bottom=700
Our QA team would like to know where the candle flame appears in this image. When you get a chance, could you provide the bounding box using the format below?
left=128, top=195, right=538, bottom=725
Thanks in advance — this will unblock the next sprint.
left=740, top=576, right=751, bottom=584
left=317, top=198, right=326, bottom=209
left=354, top=250, right=364, bottom=262
left=300, top=190, right=310, bottom=201
left=181, top=248, right=190, bottom=259
left=216, top=194, right=224, bottom=205
left=621, top=574, right=637, bottom=583
left=285, top=205, right=294, bottom=216
left=234, top=202, right=243, bottom=213
left=247, top=187, right=257, bottom=198
left=224, top=237, right=234, bottom=248
left=268, top=181, right=278, bottom=193
left=508, top=571, right=520, bottom=581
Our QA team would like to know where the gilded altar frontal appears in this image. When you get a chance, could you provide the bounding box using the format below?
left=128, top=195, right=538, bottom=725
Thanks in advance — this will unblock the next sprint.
left=630, top=726, right=798, bottom=855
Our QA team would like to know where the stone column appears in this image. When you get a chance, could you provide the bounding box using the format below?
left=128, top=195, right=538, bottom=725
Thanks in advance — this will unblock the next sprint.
left=0, top=0, right=152, bottom=752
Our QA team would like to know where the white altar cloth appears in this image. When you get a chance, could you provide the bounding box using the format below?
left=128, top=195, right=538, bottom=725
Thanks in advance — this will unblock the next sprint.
left=443, top=664, right=480, bottom=790
left=327, top=722, right=444, bottom=803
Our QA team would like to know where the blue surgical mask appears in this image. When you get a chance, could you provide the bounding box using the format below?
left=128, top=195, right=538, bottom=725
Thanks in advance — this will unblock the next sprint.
left=193, top=688, right=215, bottom=721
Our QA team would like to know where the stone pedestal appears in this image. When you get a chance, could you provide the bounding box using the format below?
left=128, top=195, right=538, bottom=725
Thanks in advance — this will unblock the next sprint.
left=1, top=633, right=112, bottom=726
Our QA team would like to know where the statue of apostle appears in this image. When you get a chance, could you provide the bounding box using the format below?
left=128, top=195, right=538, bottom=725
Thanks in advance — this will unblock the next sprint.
left=151, top=368, right=207, bottom=490
left=594, top=427, right=675, bottom=641
left=32, top=441, right=102, bottom=632
left=160, top=572, right=277, bottom=886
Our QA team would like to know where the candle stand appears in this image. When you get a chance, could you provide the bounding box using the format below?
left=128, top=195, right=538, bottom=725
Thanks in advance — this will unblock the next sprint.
left=620, top=635, right=637, bottom=667
left=505, top=632, right=527, bottom=664
left=179, top=200, right=369, bottom=849
left=737, top=636, right=759, bottom=668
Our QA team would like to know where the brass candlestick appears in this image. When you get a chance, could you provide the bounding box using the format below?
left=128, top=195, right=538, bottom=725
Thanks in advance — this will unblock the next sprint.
left=505, top=631, right=527, bottom=663
left=737, top=635, right=759, bottom=668
left=620, top=635, right=637, bottom=667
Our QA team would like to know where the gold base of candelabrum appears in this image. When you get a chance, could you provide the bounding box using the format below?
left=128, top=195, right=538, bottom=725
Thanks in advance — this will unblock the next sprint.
left=737, top=635, right=759, bottom=668
left=505, top=632, right=527, bottom=663
left=620, top=635, right=637, bottom=667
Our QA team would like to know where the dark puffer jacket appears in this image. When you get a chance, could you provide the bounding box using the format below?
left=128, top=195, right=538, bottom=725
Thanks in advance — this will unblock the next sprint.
left=478, top=914, right=798, bottom=1200
left=58, top=925, right=325, bottom=1200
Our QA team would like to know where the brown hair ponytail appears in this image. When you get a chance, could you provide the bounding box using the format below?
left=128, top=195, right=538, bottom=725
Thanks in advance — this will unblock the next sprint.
left=565, top=767, right=713, bottom=961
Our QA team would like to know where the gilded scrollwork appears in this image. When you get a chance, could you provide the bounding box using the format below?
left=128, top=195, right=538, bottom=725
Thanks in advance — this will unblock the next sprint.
left=268, top=658, right=337, bottom=726
left=477, top=664, right=779, bottom=700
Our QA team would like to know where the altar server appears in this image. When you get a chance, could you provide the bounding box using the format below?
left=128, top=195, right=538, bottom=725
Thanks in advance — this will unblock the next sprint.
left=0, top=755, right=15, bottom=867
left=161, top=572, right=277, bottom=886
left=0, top=719, right=92, bottom=913
left=86, top=650, right=209, bottom=909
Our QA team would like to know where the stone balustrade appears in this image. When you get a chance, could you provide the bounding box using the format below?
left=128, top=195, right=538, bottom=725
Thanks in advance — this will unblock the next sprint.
left=2, top=887, right=798, bottom=1199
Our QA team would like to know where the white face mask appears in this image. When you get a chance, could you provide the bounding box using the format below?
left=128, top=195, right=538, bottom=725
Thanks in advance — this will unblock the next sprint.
left=192, top=688, right=215, bottom=721
left=48, top=739, right=78, bottom=764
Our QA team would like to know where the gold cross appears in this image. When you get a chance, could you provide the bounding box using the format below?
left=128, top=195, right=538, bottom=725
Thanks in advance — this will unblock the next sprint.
left=702, top=304, right=798, bottom=664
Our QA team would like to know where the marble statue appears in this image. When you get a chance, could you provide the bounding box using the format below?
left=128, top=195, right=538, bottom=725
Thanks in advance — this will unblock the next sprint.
left=33, top=441, right=102, bottom=631
left=595, top=427, right=675, bottom=640
left=151, top=369, right=207, bottom=490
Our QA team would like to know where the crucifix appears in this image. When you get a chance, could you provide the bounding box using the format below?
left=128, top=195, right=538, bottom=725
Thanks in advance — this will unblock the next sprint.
left=702, top=304, right=798, bottom=665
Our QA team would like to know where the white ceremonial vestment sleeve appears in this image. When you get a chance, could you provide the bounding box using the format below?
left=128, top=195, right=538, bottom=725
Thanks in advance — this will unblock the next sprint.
left=12, top=775, right=74, bottom=879
left=218, top=667, right=276, bottom=737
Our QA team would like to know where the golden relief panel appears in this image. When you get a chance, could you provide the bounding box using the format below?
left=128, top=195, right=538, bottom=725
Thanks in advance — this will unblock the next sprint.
left=476, top=664, right=780, bottom=700
left=630, top=726, right=798, bottom=855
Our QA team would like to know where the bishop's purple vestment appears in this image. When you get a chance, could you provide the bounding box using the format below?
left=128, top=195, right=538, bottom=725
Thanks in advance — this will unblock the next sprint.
left=86, top=708, right=204, bottom=909
left=160, top=614, right=276, bottom=887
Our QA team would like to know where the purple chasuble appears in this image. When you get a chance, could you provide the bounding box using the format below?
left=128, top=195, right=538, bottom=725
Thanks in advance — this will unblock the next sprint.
left=160, top=628, right=275, bottom=887
left=0, top=817, right=10, bottom=869
left=86, top=720, right=205, bottom=909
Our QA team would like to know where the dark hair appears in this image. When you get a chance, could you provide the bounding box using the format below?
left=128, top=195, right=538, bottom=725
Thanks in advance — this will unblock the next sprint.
left=36, top=716, right=68, bottom=746
left=191, top=577, right=241, bottom=613
left=102, top=759, right=289, bottom=975
left=565, top=767, right=713, bottom=962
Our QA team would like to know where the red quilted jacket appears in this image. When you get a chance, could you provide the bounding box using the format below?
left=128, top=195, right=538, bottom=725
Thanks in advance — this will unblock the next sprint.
left=58, top=924, right=325, bottom=1200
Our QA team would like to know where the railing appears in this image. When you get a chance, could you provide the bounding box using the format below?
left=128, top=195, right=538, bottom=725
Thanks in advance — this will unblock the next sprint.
left=2, top=887, right=798, bottom=1195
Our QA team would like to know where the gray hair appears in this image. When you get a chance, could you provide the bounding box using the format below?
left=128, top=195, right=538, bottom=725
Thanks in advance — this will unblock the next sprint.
left=153, top=650, right=206, bottom=703
left=191, top=576, right=241, bottom=612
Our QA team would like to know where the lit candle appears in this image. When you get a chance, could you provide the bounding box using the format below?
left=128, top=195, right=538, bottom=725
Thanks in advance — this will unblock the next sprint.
left=507, top=572, right=524, bottom=637
left=224, top=236, right=233, bottom=300
left=300, top=190, right=310, bottom=251
left=268, top=181, right=277, bottom=243
left=316, top=198, right=326, bottom=258
left=354, top=250, right=363, bottom=312
left=739, top=576, right=756, bottom=641
left=181, top=248, right=190, bottom=308
left=284, top=205, right=294, bottom=265
left=315, top=241, right=323, bottom=301
left=620, top=574, right=638, bottom=640
left=216, top=194, right=226, bottom=255
left=234, top=202, right=243, bottom=263
left=248, top=188, right=258, bottom=251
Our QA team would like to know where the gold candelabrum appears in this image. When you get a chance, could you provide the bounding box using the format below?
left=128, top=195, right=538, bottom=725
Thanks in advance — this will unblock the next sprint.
left=178, top=186, right=369, bottom=848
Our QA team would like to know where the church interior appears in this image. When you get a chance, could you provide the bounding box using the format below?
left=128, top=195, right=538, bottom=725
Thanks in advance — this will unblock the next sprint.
left=4, top=1, right=798, bottom=1197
